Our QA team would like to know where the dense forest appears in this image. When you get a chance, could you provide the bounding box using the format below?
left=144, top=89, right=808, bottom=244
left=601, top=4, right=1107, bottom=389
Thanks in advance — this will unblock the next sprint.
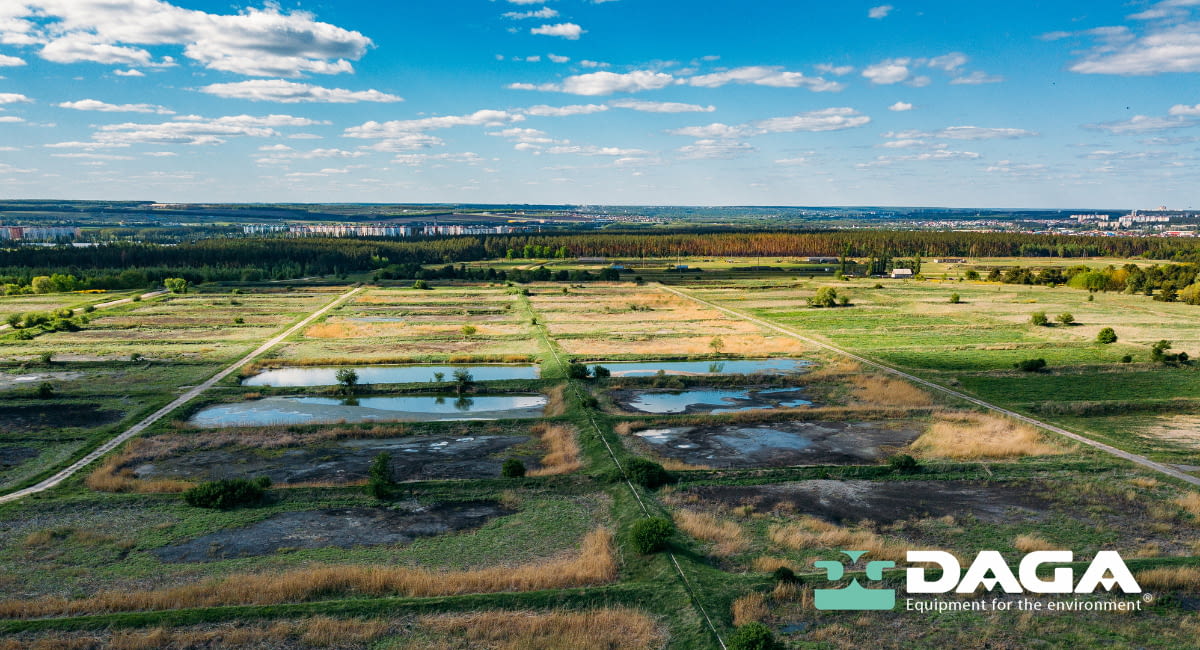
left=0, top=231, right=1196, bottom=290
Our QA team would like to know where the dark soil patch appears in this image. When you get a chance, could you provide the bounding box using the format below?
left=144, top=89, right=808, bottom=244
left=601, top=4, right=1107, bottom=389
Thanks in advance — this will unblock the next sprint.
left=631, top=420, right=923, bottom=468
left=0, top=445, right=38, bottom=469
left=610, top=386, right=812, bottom=415
left=133, top=435, right=539, bottom=485
left=0, top=403, right=121, bottom=433
left=682, top=480, right=1050, bottom=525
left=152, top=502, right=511, bottom=562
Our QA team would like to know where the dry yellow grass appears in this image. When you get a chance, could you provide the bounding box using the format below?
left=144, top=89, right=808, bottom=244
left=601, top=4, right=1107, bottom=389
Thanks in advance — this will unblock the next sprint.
left=752, top=556, right=797, bottom=573
left=1135, top=566, right=1200, bottom=590
left=306, top=321, right=353, bottom=338
left=0, top=617, right=392, bottom=650
left=544, top=384, right=567, bottom=417
left=731, top=593, right=768, bottom=627
left=768, top=517, right=907, bottom=562
left=1130, top=477, right=1161, bottom=489
left=1175, top=492, right=1200, bottom=518
left=0, top=529, right=616, bottom=618
left=657, top=458, right=712, bottom=471
left=909, top=411, right=1064, bottom=460
left=84, top=445, right=193, bottom=494
left=527, top=424, right=582, bottom=476
left=674, top=510, right=749, bottom=556
left=405, top=608, right=664, bottom=650
left=851, top=375, right=934, bottom=408
left=1013, top=534, right=1057, bottom=553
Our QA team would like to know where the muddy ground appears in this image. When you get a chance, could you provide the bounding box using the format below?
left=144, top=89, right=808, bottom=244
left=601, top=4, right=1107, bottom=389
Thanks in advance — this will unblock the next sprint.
left=678, top=480, right=1051, bottom=524
left=0, top=403, right=121, bottom=432
left=153, top=502, right=511, bottom=562
left=610, top=387, right=812, bottom=415
left=631, top=420, right=923, bottom=468
left=0, top=444, right=38, bottom=469
left=133, top=434, right=540, bottom=484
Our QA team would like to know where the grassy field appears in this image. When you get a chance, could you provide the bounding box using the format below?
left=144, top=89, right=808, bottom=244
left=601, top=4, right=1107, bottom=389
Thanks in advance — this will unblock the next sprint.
left=2, top=265, right=1199, bottom=648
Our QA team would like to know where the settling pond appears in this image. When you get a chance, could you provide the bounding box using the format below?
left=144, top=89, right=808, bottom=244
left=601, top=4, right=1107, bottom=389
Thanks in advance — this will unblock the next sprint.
left=599, top=358, right=808, bottom=377
left=612, top=387, right=812, bottom=414
left=188, top=395, right=547, bottom=427
left=242, top=364, right=540, bottom=387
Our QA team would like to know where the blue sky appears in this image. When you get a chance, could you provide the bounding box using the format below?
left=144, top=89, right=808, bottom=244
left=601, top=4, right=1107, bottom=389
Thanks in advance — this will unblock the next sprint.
left=1, top=1, right=1199, bottom=208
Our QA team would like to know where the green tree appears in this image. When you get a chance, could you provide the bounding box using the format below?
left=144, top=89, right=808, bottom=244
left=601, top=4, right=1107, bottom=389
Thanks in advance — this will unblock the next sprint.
left=366, top=453, right=395, bottom=499
left=453, top=368, right=473, bottom=394
left=807, top=287, right=839, bottom=308
left=1056, top=312, right=1075, bottom=325
left=949, top=293, right=961, bottom=304
left=728, top=623, right=783, bottom=650
left=460, top=324, right=477, bottom=337
left=709, top=336, right=725, bottom=354
left=1030, top=311, right=1049, bottom=326
left=163, top=277, right=189, bottom=294
left=1096, top=327, right=1118, bottom=344
left=30, top=276, right=53, bottom=294
left=629, top=517, right=674, bottom=554
left=335, top=368, right=359, bottom=394
left=501, top=458, right=526, bottom=478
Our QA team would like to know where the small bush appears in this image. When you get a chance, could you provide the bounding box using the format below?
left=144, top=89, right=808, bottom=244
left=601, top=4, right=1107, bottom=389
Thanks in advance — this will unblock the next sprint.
left=625, top=458, right=673, bottom=489
left=888, top=453, right=920, bottom=473
left=35, top=382, right=54, bottom=399
left=1096, top=327, right=1118, bottom=344
left=501, top=458, right=526, bottom=478
left=1121, top=355, right=1133, bottom=363
left=629, top=517, right=674, bottom=554
left=771, top=566, right=799, bottom=583
left=566, top=362, right=592, bottom=379
left=1030, top=311, right=1049, bottom=327
left=592, top=365, right=611, bottom=378
left=1056, top=312, right=1075, bottom=325
left=39, top=351, right=53, bottom=365
left=728, top=622, right=782, bottom=650
left=949, top=293, right=961, bottom=304
left=460, top=325, right=477, bottom=337
left=581, top=396, right=599, bottom=409
left=1014, top=358, right=1047, bottom=372
left=183, top=477, right=269, bottom=509
left=412, top=280, right=430, bottom=290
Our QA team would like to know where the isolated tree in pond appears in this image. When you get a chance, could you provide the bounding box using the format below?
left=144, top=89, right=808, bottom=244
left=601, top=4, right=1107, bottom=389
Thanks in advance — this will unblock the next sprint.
left=453, top=368, right=473, bottom=394
left=163, top=277, right=189, bottom=294
left=336, top=368, right=359, bottom=394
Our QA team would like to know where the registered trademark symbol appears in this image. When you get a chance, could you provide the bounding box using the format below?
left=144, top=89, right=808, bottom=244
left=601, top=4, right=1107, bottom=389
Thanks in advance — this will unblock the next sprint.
left=1142, top=593, right=1154, bottom=603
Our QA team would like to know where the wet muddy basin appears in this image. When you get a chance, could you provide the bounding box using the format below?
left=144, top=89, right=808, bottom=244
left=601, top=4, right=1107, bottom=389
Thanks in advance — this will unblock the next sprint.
left=599, top=358, right=809, bottom=377
left=242, top=364, right=540, bottom=387
left=188, top=395, right=547, bottom=427
left=612, top=387, right=812, bottom=414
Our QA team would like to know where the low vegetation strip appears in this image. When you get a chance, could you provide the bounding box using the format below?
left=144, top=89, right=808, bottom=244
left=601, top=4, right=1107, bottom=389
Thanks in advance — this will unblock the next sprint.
left=659, top=283, right=1200, bottom=488
left=0, top=529, right=616, bottom=619
left=0, top=287, right=363, bottom=504
left=402, top=608, right=665, bottom=650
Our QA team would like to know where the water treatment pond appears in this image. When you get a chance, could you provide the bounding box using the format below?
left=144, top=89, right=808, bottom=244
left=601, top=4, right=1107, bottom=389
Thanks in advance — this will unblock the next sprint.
left=612, top=387, right=811, bottom=414
left=189, top=395, right=547, bottom=427
left=632, top=420, right=925, bottom=467
left=599, top=358, right=808, bottom=377
left=242, top=364, right=540, bottom=387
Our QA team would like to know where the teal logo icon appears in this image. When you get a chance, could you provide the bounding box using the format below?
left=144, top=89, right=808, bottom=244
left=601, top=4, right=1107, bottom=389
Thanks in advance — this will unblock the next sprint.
left=814, top=550, right=896, bottom=610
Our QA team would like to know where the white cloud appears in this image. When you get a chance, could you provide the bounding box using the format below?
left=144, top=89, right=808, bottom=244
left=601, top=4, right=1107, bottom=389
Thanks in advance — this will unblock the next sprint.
left=548, top=54, right=570, bottom=63
left=1168, top=103, right=1200, bottom=115
left=346, top=110, right=523, bottom=138
left=1, top=1, right=371, bottom=77
left=668, top=123, right=746, bottom=139
left=580, top=60, right=610, bottom=68
left=0, top=93, right=31, bottom=104
left=512, top=70, right=676, bottom=95
left=949, top=71, right=1004, bottom=84
left=199, top=79, right=402, bottom=103
left=50, top=152, right=133, bottom=160
left=144, top=151, right=176, bottom=157
left=678, top=139, right=754, bottom=159
left=504, top=7, right=558, bottom=19
left=753, top=107, right=872, bottom=133
left=888, top=101, right=914, bottom=111
left=815, top=63, right=854, bottom=76
left=523, top=104, right=608, bottom=116
left=1083, top=114, right=1195, bottom=134
left=112, top=68, right=144, bottom=76
left=44, top=141, right=131, bottom=149
left=531, top=23, right=584, bottom=40
left=0, top=116, right=25, bottom=123
left=1069, top=21, right=1200, bottom=75
left=85, top=114, right=327, bottom=146
left=927, top=52, right=968, bottom=71
left=686, top=65, right=843, bottom=91
left=256, top=147, right=367, bottom=164
left=544, top=144, right=649, bottom=156
left=868, top=5, right=894, bottom=19
left=0, top=54, right=24, bottom=66
left=880, top=138, right=927, bottom=148
left=862, top=150, right=981, bottom=166
left=862, top=58, right=911, bottom=84
left=885, top=126, right=1039, bottom=140
left=610, top=99, right=715, bottom=113
left=58, top=99, right=173, bottom=114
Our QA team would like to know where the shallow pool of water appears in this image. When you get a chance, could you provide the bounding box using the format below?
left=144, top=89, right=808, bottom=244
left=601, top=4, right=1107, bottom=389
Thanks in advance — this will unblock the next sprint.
left=242, top=364, right=540, bottom=387
left=621, top=388, right=811, bottom=414
left=598, top=358, right=808, bottom=377
left=189, top=394, right=547, bottom=427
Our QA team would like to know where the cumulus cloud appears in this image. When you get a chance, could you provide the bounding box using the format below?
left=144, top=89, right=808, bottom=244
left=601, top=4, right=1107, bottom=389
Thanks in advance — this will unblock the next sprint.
left=0, top=93, right=32, bottom=104
left=1083, top=114, right=1195, bottom=134
left=888, top=101, right=914, bottom=111
left=678, top=139, right=754, bottom=159
left=868, top=5, right=894, bottom=19
left=112, top=68, right=144, bottom=76
left=1068, top=20, right=1200, bottom=75
left=344, top=109, right=524, bottom=151
left=523, top=104, right=608, bottom=116
left=548, top=54, right=570, bottom=63
left=199, top=80, right=403, bottom=103
left=544, top=144, right=648, bottom=156
left=686, top=65, right=843, bottom=91
left=861, top=149, right=981, bottom=167
left=862, top=52, right=996, bottom=85
left=862, top=58, right=912, bottom=84
left=949, top=71, right=1004, bottom=84
left=531, top=23, right=584, bottom=39
left=815, top=63, right=854, bottom=76
left=510, top=70, right=676, bottom=95
left=0, top=54, right=24, bottom=66
left=1168, top=102, right=1200, bottom=115
left=0, top=1, right=372, bottom=77
left=669, top=108, right=869, bottom=160
left=885, top=126, right=1039, bottom=140
left=610, top=99, right=715, bottom=113
left=58, top=99, right=173, bottom=114
left=504, top=7, right=558, bottom=19
left=255, top=147, right=367, bottom=164
left=85, top=114, right=328, bottom=146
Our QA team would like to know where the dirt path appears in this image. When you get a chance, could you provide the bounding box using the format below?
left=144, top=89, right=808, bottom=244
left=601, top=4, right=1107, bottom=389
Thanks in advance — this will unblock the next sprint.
left=0, top=286, right=363, bottom=504
left=659, top=283, right=1200, bottom=488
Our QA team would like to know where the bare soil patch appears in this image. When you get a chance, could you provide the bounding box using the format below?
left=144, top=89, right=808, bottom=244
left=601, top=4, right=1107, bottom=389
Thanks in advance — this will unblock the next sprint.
left=0, top=403, right=121, bottom=432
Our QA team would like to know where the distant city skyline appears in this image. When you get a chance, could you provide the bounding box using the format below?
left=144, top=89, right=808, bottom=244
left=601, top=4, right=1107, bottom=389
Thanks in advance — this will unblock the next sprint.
left=1, top=1, right=1198, bottom=208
